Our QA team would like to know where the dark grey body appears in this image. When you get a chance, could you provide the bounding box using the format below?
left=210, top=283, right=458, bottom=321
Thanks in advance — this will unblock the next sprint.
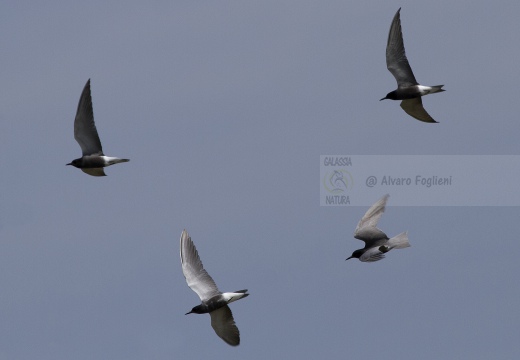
left=186, top=290, right=249, bottom=314
left=382, top=85, right=444, bottom=101
left=67, top=155, right=129, bottom=177
left=348, top=231, right=390, bottom=260
left=68, top=155, right=129, bottom=169
left=348, top=239, right=391, bottom=260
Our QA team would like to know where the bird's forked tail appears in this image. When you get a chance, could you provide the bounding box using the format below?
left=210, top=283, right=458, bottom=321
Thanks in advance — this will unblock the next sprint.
left=386, top=231, right=410, bottom=249
left=106, top=157, right=130, bottom=165
left=430, top=85, right=445, bottom=94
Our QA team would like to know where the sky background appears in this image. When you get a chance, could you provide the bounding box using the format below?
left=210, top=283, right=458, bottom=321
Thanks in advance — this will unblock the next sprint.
left=1, top=0, right=520, bottom=359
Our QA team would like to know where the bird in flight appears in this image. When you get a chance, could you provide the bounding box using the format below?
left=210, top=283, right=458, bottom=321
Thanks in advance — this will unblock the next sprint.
left=67, top=79, right=129, bottom=176
left=347, top=194, right=410, bottom=262
left=180, top=229, right=249, bottom=346
left=380, top=8, right=444, bottom=123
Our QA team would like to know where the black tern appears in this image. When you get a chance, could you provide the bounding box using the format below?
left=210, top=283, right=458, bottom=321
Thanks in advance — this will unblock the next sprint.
left=180, top=229, right=249, bottom=346
left=380, top=8, right=444, bottom=123
left=67, top=79, right=129, bottom=176
left=346, top=194, right=410, bottom=262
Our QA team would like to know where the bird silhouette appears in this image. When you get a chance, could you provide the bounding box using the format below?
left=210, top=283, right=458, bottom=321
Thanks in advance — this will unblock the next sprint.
left=380, top=8, right=444, bottom=123
left=67, top=79, right=129, bottom=176
left=180, top=229, right=248, bottom=346
left=347, top=194, right=410, bottom=262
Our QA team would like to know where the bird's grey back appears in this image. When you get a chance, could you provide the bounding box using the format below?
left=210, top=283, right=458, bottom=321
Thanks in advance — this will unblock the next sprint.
left=386, top=8, right=418, bottom=87
left=180, top=230, right=220, bottom=301
left=74, top=79, right=103, bottom=156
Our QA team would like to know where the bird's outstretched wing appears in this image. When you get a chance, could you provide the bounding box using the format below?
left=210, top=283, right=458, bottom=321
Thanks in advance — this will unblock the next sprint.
left=386, top=8, right=418, bottom=87
left=81, top=168, right=106, bottom=177
left=210, top=305, right=240, bottom=346
left=354, top=194, right=389, bottom=244
left=74, top=79, right=104, bottom=156
left=400, top=98, right=438, bottom=123
left=180, top=229, right=220, bottom=301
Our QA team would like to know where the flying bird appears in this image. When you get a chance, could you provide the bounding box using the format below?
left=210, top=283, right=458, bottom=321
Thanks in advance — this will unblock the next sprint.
left=67, top=79, right=129, bottom=176
left=347, top=194, right=410, bottom=262
left=180, top=229, right=249, bottom=346
left=380, top=8, right=444, bottom=123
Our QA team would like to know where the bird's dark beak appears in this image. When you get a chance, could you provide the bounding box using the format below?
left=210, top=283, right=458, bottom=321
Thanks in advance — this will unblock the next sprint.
left=345, top=256, right=353, bottom=261
left=379, top=97, right=386, bottom=101
left=66, top=163, right=72, bottom=166
left=185, top=311, right=192, bottom=315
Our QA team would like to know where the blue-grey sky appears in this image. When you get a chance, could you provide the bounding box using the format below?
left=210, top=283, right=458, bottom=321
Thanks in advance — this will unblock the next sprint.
left=1, top=1, right=520, bottom=359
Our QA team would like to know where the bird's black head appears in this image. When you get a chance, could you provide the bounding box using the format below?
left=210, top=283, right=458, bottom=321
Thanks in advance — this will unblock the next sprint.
left=346, top=249, right=364, bottom=260
left=185, top=305, right=204, bottom=315
left=380, top=91, right=398, bottom=101
left=66, top=158, right=81, bottom=168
